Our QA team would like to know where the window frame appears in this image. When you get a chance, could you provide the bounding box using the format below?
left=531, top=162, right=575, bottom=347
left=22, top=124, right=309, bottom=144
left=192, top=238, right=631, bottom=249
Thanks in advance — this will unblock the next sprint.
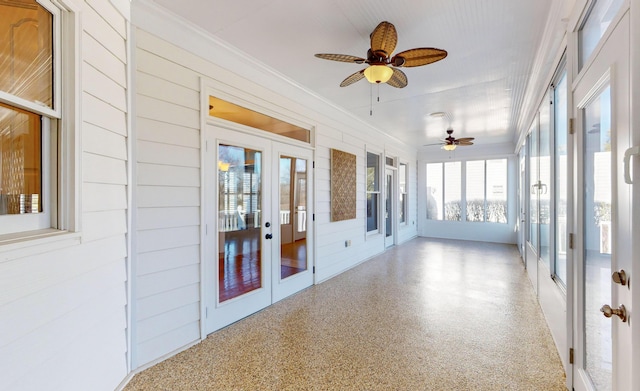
left=0, top=0, right=79, bottom=243
left=426, top=158, right=509, bottom=224
left=366, top=150, right=382, bottom=235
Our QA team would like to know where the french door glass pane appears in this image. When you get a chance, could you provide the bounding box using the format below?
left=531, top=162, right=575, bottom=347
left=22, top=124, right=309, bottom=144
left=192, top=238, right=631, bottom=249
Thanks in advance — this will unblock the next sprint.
left=280, top=156, right=307, bottom=279
left=540, top=94, right=552, bottom=270
left=218, top=144, right=262, bottom=302
left=385, top=173, right=392, bottom=237
left=528, top=126, right=539, bottom=249
left=583, top=86, right=612, bottom=391
left=444, top=162, right=461, bottom=221
left=555, top=72, right=568, bottom=284
left=466, top=160, right=485, bottom=222
left=426, top=163, right=443, bottom=220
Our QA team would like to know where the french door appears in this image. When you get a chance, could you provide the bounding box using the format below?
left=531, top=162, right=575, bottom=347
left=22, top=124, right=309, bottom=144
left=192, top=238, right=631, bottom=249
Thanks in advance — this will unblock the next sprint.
left=572, top=7, right=631, bottom=391
left=204, top=126, right=314, bottom=333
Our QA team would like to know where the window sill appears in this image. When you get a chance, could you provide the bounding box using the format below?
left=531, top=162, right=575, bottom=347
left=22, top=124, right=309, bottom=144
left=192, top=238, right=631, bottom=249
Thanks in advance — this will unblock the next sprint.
left=0, top=229, right=82, bottom=263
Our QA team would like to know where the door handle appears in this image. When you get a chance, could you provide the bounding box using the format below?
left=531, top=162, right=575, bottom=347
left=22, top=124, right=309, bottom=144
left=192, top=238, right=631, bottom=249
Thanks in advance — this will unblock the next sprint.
left=624, top=145, right=639, bottom=184
left=601, top=304, right=627, bottom=322
left=265, top=233, right=273, bottom=239
left=612, top=269, right=627, bottom=286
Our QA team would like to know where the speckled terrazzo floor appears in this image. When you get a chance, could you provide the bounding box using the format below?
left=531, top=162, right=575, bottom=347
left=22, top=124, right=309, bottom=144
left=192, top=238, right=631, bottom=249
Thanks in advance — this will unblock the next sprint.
left=125, top=238, right=566, bottom=391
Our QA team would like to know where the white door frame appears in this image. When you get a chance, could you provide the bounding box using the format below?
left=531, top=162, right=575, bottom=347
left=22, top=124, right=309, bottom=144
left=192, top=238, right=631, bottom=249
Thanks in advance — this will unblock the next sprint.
left=571, top=5, right=631, bottom=390
left=203, top=125, right=315, bottom=334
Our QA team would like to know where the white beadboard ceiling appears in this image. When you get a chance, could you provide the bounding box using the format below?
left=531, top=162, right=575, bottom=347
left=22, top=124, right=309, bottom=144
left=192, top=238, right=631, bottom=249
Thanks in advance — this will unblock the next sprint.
left=150, top=0, right=552, bottom=148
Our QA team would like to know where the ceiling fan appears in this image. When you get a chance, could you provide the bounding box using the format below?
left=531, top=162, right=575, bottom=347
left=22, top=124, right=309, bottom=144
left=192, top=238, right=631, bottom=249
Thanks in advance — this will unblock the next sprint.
left=425, top=128, right=475, bottom=151
left=314, top=21, right=447, bottom=88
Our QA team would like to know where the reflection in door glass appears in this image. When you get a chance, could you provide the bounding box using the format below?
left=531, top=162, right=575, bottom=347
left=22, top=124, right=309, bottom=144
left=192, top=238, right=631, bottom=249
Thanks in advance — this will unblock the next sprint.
left=218, top=145, right=262, bottom=302
left=583, top=86, right=612, bottom=391
left=280, top=156, right=307, bottom=280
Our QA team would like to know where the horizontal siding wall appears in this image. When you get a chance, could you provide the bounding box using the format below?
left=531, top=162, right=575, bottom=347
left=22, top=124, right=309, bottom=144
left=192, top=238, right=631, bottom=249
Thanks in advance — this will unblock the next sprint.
left=131, top=1, right=418, bottom=368
left=0, top=2, right=129, bottom=391
left=134, top=35, right=202, bottom=367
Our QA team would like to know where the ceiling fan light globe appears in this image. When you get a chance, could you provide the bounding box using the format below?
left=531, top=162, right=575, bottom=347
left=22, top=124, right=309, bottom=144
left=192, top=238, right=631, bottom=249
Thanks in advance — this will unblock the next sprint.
left=442, top=144, right=457, bottom=151
left=364, top=65, right=393, bottom=84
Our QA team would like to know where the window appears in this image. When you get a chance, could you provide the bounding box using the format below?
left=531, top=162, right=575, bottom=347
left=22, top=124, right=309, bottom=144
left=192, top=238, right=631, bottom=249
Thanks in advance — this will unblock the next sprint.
left=366, top=152, right=380, bottom=233
left=486, top=159, right=507, bottom=223
left=444, top=162, right=462, bottom=221
left=398, top=163, right=407, bottom=224
left=578, top=0, right=624, bottom=70
left=426, top=159, right=508, bottom=224
left=426, top=163, right=443, bottom=220
left=0, top=0, right=61, bottom=237
left=208, top=96, right=311, bottom=143
left=466, top=160, right=485, bottom=222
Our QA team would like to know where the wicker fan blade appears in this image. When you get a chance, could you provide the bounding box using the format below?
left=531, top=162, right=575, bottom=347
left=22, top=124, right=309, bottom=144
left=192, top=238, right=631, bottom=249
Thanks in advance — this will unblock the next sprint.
left=392, top=48, right=448, bottom=67
left=340, top=69, right=366, bottom=87
left=424, top=143, right=445, bottom=147
left=456, top=137, right=475, bottom=142
left=370, top=21, right=397, bottom=56
left=315, top=53, right=366, bottom=63
left=386, top=68, right=408, bottom=88
left=457, top=141, right=474, bottom=146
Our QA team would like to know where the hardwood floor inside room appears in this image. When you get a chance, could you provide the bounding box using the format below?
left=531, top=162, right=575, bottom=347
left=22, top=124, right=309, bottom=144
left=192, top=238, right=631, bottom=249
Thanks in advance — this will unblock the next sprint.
left=218, top=229, right=262, bottom=302
left=126, top=238, right=566, bottom=391
left=218, top=230, right=308, bottom=301
left=280, top=239, right=307, bottom=279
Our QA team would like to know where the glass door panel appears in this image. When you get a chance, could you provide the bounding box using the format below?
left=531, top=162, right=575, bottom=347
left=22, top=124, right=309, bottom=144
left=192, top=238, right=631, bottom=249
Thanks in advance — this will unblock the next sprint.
left=384, top=169, right=395, bottom=247
left=218, top=144, right=263, bottom=302
left=583, top=86, right=612, bottom=391
left=529, top=121, right=539, bottom=251
left=279, top=156, right=308, bottom=279
left=272, top=142, right=314, bottom=303
left=555, top=72, right=568, bottom=284
left=526, top=124, right=539, bottom=292
left=294, top=159, right=307, bottom=242
left=539, top=98, right=552, bottom=270
left=206, top=127, right=273, bottom=334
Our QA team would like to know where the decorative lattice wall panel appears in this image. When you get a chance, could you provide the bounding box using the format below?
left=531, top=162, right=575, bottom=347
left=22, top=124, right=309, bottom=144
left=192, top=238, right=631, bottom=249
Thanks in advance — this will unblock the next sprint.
left=330, top=149, right=356, bottom=221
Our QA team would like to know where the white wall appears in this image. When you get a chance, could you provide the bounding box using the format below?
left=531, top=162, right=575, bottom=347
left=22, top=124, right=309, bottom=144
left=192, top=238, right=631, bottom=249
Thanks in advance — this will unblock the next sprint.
left=130, top=0, right=418, bottom=369
left=417, top=143, right=518, bottom=244
left=0, top=1, right=130, bottom=390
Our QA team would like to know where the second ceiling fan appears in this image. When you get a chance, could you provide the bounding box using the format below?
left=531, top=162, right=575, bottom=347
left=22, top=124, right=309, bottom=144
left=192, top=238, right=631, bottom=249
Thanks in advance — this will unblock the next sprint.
left=315, top=21, right=447, bottom=88
left=425, top=128, right=475, bottom=151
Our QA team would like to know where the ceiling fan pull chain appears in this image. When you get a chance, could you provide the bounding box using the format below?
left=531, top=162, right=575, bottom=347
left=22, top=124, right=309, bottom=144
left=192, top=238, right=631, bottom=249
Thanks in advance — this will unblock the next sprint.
left=377, top=83, right=380, bottom=102
left=370, top=83, right=373, bottom=116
